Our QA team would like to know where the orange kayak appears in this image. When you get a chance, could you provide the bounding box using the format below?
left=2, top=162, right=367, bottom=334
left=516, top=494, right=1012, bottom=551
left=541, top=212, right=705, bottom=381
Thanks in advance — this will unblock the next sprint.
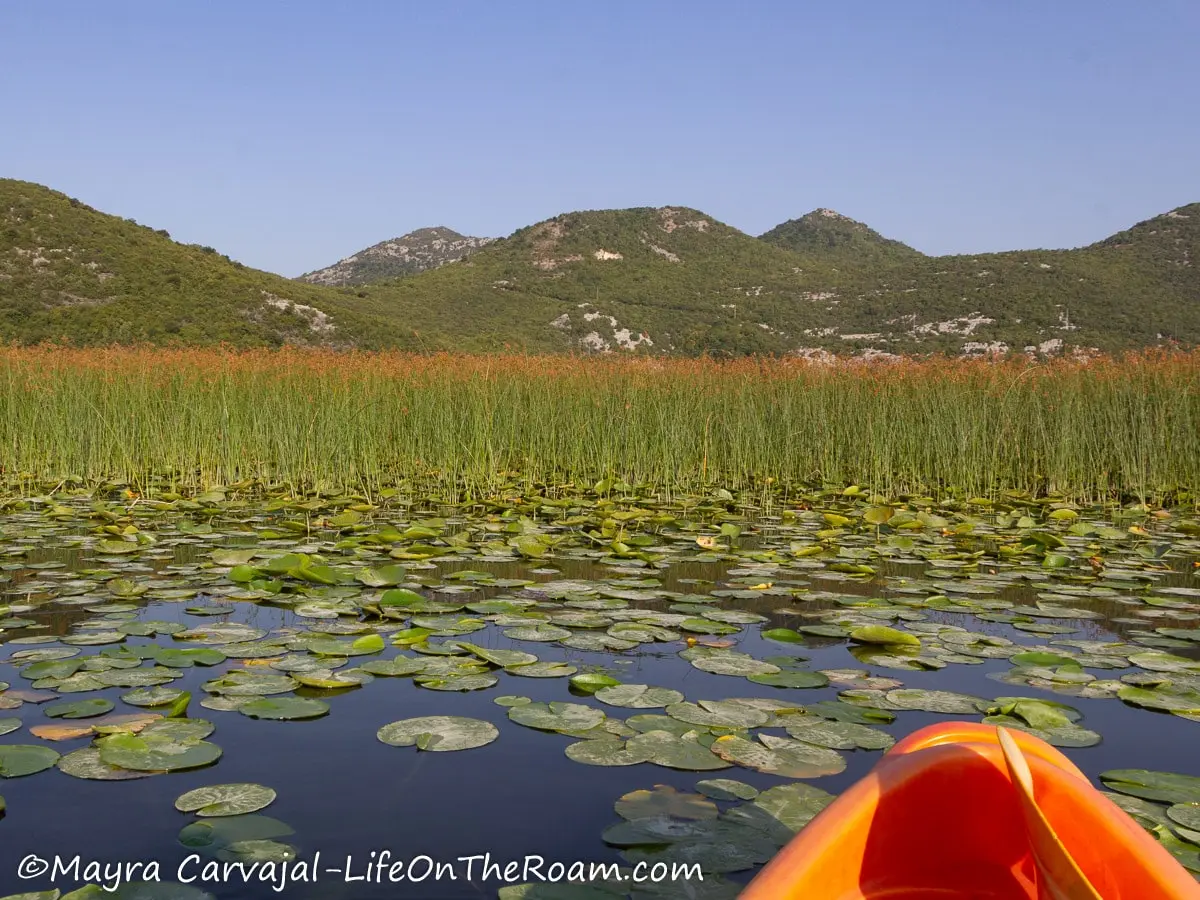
left=740, top=722, right=1200, bottom=899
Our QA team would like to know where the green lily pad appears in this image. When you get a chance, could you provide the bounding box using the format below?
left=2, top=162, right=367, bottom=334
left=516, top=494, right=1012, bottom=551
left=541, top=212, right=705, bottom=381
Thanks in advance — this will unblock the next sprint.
left=202, top=672, right=297, bottom=696
left=849, top=625, right=921, bottom=647
left=784, top=716, right=895, bottom=751
left=752, top=781, right=837, bottom=830
left=0, top=718, right=20, bottom=736
left=689, top=653, right=780, bottom=677
left=57, top=747, right=152, bottom=781
left=1100, top=769, right=1200, bottom=805
left=665, top=700, right=770, bottom=730
left=153, top=648, right=227, bottom=668
left=595, top=684, right=685, bottom=709
left=569, top=673, right=622, bottom=694
left=982, top=715, right=1101, bottom=748
left=178, top=814, right=295, bottom=852
left=711, top=733, right=846, bottom=778
left=378, top=716, right=499, bottom=751
left=175, top=783, right=277, bottom=817
left=1117, top=685, right=1200, bottom=715
left=507, top=661, right=578, bottom=678
left=986, top=697, right=1081, bottom=730
left=238, top=697, right=329, bottom=721
left=748, top=671, right=829, bottom=689
left=359, top=656, right=427, bottom=677
left=122, top=687, right=189, bottom=708
left=45, top=698, right=115, bottom=719
left=217, top=839, right=297, bottom=864
left=1167, top=803, right=1200, bottom=832
left=455, top=643, right=539, bottom=668
left=761, top=628, right=807, bottom=644
left=695, top=778, right=760, bottom=801
left=96, top=732, right=221, bottom=772
left=0, top=744, right=61, bottom=777
left=508, top=702, right=605, bottom=733
left=884, top=689, right=989, bottom=714
left=615, top=785, right=718, bottom=821
left=625, top=730, right=732, bottom=771
left=503, top=624, right=572, bottom=642
left=564, top=737, right=652, bottom=767
left=414, top=673, right=499, bottom=691
left=807, top=700, right=896, bottom=725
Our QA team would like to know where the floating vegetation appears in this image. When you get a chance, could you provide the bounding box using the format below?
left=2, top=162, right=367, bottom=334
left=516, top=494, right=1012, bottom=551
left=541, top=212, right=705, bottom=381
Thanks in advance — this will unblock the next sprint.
left=0, top=476, right=1199, bottom=893
left=175, top=783, right=277, bottom=817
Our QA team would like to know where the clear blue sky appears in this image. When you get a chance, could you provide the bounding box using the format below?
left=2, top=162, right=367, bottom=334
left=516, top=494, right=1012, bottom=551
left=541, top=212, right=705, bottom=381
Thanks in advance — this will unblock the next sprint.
left=2, top=1, right=1197, bottom=277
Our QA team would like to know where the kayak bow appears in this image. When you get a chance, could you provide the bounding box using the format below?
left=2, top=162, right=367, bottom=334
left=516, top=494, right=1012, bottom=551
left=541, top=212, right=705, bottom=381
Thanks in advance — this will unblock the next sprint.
left=740, top=722, right=1200, bottom=899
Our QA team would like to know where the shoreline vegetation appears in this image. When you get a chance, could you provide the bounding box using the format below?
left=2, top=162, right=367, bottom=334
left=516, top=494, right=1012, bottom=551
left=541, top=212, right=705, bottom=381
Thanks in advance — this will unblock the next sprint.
left=1, top=346, right=1197, bottom=505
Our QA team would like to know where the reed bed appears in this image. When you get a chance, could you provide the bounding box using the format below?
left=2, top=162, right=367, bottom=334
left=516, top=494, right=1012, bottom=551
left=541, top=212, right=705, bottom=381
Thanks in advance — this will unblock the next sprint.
left=1, top=346, right=1198, bottom=502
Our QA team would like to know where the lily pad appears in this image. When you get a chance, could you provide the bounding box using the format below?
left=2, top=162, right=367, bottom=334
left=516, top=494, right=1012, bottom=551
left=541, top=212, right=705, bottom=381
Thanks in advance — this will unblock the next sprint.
left=569, top=673, right=622, bottom=694
left=456, top=643, right=539, bottom=668
left=1101, top=769, right=1200, bottom=805
left=503, top=624, right=572, bottom=642
left=178, top=814, right=295, bottom=852
left=695, top=778, right=760, bottom=801
left=122, top=687, right=189, bottom=709
left=884, top=689, right=989, bottom=714
left=564, top=737, right=652, bottom=767
left=748, top=671, right=829, bottom=689
left=175, top=783, right=277, bottom=817
left=1168, top=803, right=1200, bottom=832
left=615, top=785, right=718, bottom=821
left=752, top=781, right=837, bottom=830
left=238, top=697, right=330, bottom=721
left=0, top=744, right=61, bottom=778
left=665, top=700, right=770, bottom=730
left=57, top=747, right=152, bottom=781
left=784, top=716, right=895, bottom=751
left=849, top=625, right=921, bottom=647
left=96, top=733, right=221, bottom=772
left=506, top=661, right=578, bottom=678
left=508, top=702, right=605, bottom=733
left=690, top=653, right=781, bottom=678
left=595, top=684, right=685, bottom=709
left=710, top=733, right=846, bottom=778
left=413, top=673, right=499, bottom=691
left=377, top=716, right=499, bottom=752
left=625, top=730, right=732, bottom=771
left=359, top=656, right=427, bottom=677
left=45, top=698, right=116, bottom=719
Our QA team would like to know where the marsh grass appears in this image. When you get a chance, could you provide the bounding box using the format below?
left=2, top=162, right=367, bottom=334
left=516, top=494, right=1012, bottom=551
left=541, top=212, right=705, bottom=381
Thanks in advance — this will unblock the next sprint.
left=1, top=346, right=1197, bottom=503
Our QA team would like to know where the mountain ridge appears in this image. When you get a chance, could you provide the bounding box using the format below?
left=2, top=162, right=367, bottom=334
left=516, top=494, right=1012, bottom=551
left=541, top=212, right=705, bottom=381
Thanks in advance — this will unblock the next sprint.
left=299, top=226, right=496, bottom=286
left=1, top=178, right=1196, bottom=357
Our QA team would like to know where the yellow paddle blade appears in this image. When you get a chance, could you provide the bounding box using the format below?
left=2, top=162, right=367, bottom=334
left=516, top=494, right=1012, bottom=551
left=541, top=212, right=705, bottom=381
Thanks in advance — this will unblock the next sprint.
left=997, top=726, right=1103, bottom=900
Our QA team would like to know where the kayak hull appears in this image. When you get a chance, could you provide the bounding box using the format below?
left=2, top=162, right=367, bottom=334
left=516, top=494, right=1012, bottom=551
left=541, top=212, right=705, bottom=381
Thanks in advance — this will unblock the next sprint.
left=740, top=722, right=1200, bottom=900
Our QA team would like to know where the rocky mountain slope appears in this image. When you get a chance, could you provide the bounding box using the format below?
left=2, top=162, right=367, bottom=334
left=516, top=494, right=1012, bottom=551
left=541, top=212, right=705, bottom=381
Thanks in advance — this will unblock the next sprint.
left=1, top=178, right=1195, bottom=356
left=299, top=227, right=495, bottom=286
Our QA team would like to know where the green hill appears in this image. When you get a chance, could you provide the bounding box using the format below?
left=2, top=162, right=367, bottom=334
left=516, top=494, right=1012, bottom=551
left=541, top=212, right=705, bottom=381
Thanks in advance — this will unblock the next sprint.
left=349, top=203, right=1200, bottom=356
left=1, top=178, right=1196, bottom=356
left=759, top=208, right=924, bottom=266
left=0, top=180, right=410, bottom=347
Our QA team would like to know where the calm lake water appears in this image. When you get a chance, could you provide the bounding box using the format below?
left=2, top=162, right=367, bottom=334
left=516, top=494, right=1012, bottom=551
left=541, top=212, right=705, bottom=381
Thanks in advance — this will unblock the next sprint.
left=1, top=498, right=1199, bottom=898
